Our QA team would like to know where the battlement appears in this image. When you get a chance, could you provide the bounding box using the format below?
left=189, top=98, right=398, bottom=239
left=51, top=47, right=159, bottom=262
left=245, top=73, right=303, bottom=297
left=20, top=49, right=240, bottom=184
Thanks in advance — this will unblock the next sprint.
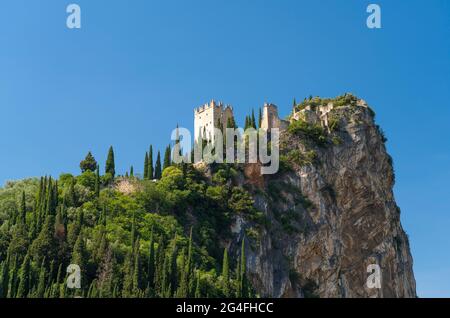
left=194, top=100, right=233, bottom=114
left=194, top=99, right=234, bottom=143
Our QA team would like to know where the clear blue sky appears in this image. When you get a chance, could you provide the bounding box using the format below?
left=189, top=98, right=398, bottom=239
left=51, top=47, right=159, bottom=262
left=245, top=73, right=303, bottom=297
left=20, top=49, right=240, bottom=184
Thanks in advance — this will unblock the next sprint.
left=0, top=0, right=449, bottom=297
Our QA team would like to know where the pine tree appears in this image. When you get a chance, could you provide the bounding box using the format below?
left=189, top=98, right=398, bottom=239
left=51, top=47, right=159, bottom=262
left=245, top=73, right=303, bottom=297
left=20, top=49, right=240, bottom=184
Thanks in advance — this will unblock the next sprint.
left=163, top=145, right=171, bottom=171
left=80, top=152, right=97, bottom=173
left=154, top=151, right=162, bottom=179
left=105, top=146, right=116, bottom=178
left=148, top=145, right=154, bottom=180
left=144, top=152, right=149, bottom=179
left=16, top=253, right=31, bottom=298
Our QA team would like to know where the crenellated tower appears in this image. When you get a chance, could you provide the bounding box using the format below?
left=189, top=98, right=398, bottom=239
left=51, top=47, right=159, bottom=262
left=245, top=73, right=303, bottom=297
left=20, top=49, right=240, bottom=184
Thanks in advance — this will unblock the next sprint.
left=194, top=100, right=234, bottom=144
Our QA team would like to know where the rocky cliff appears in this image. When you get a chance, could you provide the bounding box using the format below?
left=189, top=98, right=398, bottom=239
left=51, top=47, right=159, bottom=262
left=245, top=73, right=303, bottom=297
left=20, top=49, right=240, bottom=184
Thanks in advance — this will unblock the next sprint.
left=230, top=95, right=416, bottom=298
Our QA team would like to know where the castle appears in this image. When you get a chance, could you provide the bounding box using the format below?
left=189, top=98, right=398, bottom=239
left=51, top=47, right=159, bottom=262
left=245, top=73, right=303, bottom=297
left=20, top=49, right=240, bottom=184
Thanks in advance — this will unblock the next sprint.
left=194, top=100, right=287, bottom=143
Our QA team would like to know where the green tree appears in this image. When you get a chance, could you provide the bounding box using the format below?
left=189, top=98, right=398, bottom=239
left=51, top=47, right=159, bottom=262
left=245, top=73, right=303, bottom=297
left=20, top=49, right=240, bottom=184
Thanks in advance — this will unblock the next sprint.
left=148, top=145, right=154, bottom=180
left=258, top=108, right=262, bottom=128
left=105, top=146, right=115, bottom=178
left=222, top=248, right=230, bottom=296
left=95, top=165, right=100, bottom=197
left=19, top=191, right=26, bottom=226
left=71, top=233, right=87, bottom=294
left=251, top=109, right=256, bottom=129
left=16, top=253, right=31, bottom=298
left=163, top=145, right=171, bottom=171
left=144, top=152, right=149, bottom=179
left=0, top=256, right=10, bottom=298
left=36, top=258, right=46, bottom=298
left=147, top=230, right=155, bottom=291
left=154, top=151, right=162, bottom=180
left=133, top=241, right=143, bottom=294
left=80, top=152, right=97, bottom=173
left=8, top=256, right=18, bottom=298
left=238, top=239, right=246, bottom=297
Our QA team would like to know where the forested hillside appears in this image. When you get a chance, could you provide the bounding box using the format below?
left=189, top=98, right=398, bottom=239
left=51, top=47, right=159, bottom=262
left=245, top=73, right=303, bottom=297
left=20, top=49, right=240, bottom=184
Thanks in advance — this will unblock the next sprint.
left=0, top=146, right=260, bottom=298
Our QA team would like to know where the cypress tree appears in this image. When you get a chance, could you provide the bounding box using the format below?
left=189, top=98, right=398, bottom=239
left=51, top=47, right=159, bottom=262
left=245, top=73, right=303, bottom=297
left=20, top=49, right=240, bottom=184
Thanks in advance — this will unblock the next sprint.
left=251, top=109, right=256, bottom=129
left=144, top=152, right=149, bottom=179
left=239, top=239, right=246, bottom=298
left=154, top=237, right=165, bottom=295
left=163, top=145, right=171, bottom=171
left=95, top=165, right=100, bottom=198
left=258, top=107, right=262, bottom=128
left=30, top=215, right=57, bottom=267
left=133, top=240, right=142, bottom=294
left=130, top=212, right=137, bottom=249
left=130, top=166, right=134, bottom=177
left=184, top=228, right=193, bottom=297
left=8, top=256, right=18, bottom=298
left=147, top=230, right=155, bottom=290
left=16, top=253, right=31, bottom=298
left=105, top=146, right=116, bottom=178
left=148, top=145, right=154, bottom=180
left=194, top=270, right=201, bottom=298
left=19, top=191, right=26, bottom=226
left=176, top=248, right=186, bottom=298
left=122, top=251, right=134, bottom=298
left=154, top=151, right=162, bottom=180
left=36, top=258, right=46, bottom=298
left=0, top=255, right=10, bottom=298
left=222, top=248, right=230, bottom=296
left=71, top=233, right=87, bottom=294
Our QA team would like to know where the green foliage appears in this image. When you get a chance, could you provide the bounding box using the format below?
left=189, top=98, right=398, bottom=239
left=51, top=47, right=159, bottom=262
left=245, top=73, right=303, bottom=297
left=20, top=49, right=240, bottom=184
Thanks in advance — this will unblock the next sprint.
left=80, top=152, right=97, bottom=173
left=105, top=146, right=116, bottom=179
left=288, top=119, right=327, bottom=146
left=294, top=93, right=358, bottom=112
left=0, top=143, right=265, bottom=298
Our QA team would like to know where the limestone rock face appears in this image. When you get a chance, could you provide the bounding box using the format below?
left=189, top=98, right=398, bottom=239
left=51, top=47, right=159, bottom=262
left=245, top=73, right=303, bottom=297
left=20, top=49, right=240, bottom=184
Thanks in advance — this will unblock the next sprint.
left=232, top=100, right=416, bottom=298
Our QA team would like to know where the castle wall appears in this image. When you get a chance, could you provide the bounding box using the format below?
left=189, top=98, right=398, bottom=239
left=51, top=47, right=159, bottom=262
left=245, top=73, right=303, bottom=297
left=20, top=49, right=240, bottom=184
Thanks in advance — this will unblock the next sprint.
left=194, top=100, right=234, bottom=144
left=261, top=103, right=281, bottom=131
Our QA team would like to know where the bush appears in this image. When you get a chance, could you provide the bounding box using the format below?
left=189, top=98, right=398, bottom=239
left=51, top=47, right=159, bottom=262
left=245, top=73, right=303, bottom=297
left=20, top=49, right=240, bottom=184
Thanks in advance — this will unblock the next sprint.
left=288, top=120, right=328, bottom=146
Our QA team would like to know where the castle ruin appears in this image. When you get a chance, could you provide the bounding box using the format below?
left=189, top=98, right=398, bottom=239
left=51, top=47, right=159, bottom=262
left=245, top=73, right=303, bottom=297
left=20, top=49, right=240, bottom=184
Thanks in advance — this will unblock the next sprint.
left=194, top=100, right=234, bottom=144
left=194, top=100, right=287, bottom=143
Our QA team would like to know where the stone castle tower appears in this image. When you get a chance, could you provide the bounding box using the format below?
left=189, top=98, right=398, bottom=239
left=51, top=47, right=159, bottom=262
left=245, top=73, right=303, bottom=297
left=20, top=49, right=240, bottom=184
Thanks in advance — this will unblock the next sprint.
left=261, top=103, right=288, bottom=131
left=194, top=100, right=234, bottom=144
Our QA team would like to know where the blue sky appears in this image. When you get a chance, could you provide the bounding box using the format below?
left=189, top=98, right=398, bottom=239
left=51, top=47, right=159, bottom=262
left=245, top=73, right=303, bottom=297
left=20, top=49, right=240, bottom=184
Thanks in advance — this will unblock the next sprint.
left=0, top=0, right=449, bottom=297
